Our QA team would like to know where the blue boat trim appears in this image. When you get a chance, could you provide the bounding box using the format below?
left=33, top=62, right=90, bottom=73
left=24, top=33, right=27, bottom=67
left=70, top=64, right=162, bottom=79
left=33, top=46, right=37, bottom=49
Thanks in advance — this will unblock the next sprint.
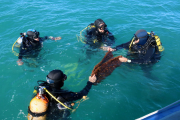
left=136, top=100, right=180, bottom=120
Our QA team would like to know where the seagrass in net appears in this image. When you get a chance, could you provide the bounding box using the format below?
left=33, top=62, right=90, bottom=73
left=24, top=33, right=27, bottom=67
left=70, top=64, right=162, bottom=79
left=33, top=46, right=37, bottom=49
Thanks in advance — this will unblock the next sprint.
left=91, top=51, right=122, bottom=84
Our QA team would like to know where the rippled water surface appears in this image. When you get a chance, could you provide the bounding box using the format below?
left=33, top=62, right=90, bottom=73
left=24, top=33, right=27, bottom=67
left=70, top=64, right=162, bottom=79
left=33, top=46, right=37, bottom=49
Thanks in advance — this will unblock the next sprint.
left=0, top=0, right=180, bottom=120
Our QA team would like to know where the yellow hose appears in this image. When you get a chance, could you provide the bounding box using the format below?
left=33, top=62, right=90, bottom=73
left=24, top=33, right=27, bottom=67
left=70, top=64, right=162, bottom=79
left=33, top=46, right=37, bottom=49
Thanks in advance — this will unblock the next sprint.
left=79, top=26, right=88, bottom=44
left=43, top=88, right=72, bottom=110
left=129, top=37, right=135, bottom=50
left=12, top=37, right=20, bottom=56
left=78, top=25, right=95, bottom=44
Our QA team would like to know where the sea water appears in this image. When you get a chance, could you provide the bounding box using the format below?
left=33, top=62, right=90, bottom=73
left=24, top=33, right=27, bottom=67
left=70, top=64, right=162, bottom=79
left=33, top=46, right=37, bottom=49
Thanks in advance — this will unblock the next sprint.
left=0, top=0, right=180, bottom=120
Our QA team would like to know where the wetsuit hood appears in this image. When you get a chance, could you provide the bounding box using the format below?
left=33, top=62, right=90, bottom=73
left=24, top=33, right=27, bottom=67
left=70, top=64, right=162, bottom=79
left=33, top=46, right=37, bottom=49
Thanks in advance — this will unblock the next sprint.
left=135, top=29, right=148, bottom=45
left=94, top=19, right=107, bottom=30
left=26, top=29, right=40, bottom=40
left=46, top=70, right=67, bottom=89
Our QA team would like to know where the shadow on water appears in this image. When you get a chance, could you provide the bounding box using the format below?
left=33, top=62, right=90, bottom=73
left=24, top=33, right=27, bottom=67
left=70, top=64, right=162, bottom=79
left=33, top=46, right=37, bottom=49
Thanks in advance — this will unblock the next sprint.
left=139, top=64, right=159, bottom=80
left=78, top=45, right=100, bottom=65
left=124, top=62, right=160, bottom=81
left=21, top=49, right=48, bottom=72
left=140, top=53, right=163, bottom=81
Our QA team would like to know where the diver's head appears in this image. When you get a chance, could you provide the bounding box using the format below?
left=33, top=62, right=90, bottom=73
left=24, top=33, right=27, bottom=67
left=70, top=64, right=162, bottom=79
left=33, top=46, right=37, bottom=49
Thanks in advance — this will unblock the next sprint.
left=134, top=29, right=148, bottom=45
left=46, top=70, right=67, bottom=89
left=26, top=29, right=40, bottom=41
left=94, top=19, right=107, bottom=33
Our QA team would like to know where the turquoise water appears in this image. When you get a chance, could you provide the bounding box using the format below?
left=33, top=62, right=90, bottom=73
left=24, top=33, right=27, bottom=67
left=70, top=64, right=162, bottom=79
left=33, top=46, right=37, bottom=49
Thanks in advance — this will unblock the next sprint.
left=0, top=0, right=180, bottom=120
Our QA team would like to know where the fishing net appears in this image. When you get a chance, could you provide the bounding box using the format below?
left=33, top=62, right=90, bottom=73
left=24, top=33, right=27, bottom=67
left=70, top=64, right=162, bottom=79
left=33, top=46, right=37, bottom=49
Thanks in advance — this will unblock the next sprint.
left=91, top=51, right=122, bottom=84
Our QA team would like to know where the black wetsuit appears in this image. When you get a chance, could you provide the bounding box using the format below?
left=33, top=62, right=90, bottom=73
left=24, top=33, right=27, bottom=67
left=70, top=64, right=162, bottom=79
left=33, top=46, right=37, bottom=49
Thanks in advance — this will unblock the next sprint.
left=18, top=36, right=49, bottom=59
left=115, top=39, right=161, bottom=64
left=86, top=27, right=115, bottom=49
left=33, top=81, right=93, bottom=120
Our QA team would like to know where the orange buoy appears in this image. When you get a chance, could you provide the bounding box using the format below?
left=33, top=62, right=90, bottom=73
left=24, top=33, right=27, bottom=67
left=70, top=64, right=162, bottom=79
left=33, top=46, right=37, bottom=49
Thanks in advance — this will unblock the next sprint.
left=27, top=93, right=49, bottom=120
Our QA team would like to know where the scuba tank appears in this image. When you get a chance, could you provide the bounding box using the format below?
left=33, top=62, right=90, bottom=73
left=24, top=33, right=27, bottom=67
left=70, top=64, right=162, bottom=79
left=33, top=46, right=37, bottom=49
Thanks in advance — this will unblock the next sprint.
left=16, top=33, right=26, bottom=44
left=27, top=87, right=49, bottom=120
left=17, top=37, right=23, bottom=44
left=148, top=31, right=164, bottom=52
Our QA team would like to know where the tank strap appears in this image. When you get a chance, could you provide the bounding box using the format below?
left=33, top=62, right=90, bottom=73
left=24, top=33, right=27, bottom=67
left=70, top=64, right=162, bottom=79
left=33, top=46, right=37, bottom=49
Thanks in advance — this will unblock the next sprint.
left=138, top=36, right=156, bottom=53
left=28, top=106, right=47, bottom=117
left=23, top=37, right=32, bottom=47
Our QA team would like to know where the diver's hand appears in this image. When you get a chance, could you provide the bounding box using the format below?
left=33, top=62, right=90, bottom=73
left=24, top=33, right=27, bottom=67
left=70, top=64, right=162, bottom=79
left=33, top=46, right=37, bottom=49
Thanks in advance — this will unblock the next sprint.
left=102, top=46, right=116, bottom=51
left=89, top=74, right=97, bottom=83
left=133, top=39, right=139, bottom=44
left=119, top=56, right=128, bottom=62
left=49, top=36, right=62, bottom=41
left=107, top=47, right=116, bottom=51
left=54, top=37, right=62, bottom=40
left=17, top=59, right=24, bottom=66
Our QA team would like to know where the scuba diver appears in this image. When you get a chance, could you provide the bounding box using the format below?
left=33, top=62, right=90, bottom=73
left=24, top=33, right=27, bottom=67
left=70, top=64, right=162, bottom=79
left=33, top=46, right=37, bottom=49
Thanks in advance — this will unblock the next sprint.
left=106, top=29, right=164, bottom=64
left=27, top=69, right=96, bottom=120
left=78, top=19, right=115, bottom=63
left=84, top=19, right=115, bottom=49
left=16, top=29, right=61, bottom=66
